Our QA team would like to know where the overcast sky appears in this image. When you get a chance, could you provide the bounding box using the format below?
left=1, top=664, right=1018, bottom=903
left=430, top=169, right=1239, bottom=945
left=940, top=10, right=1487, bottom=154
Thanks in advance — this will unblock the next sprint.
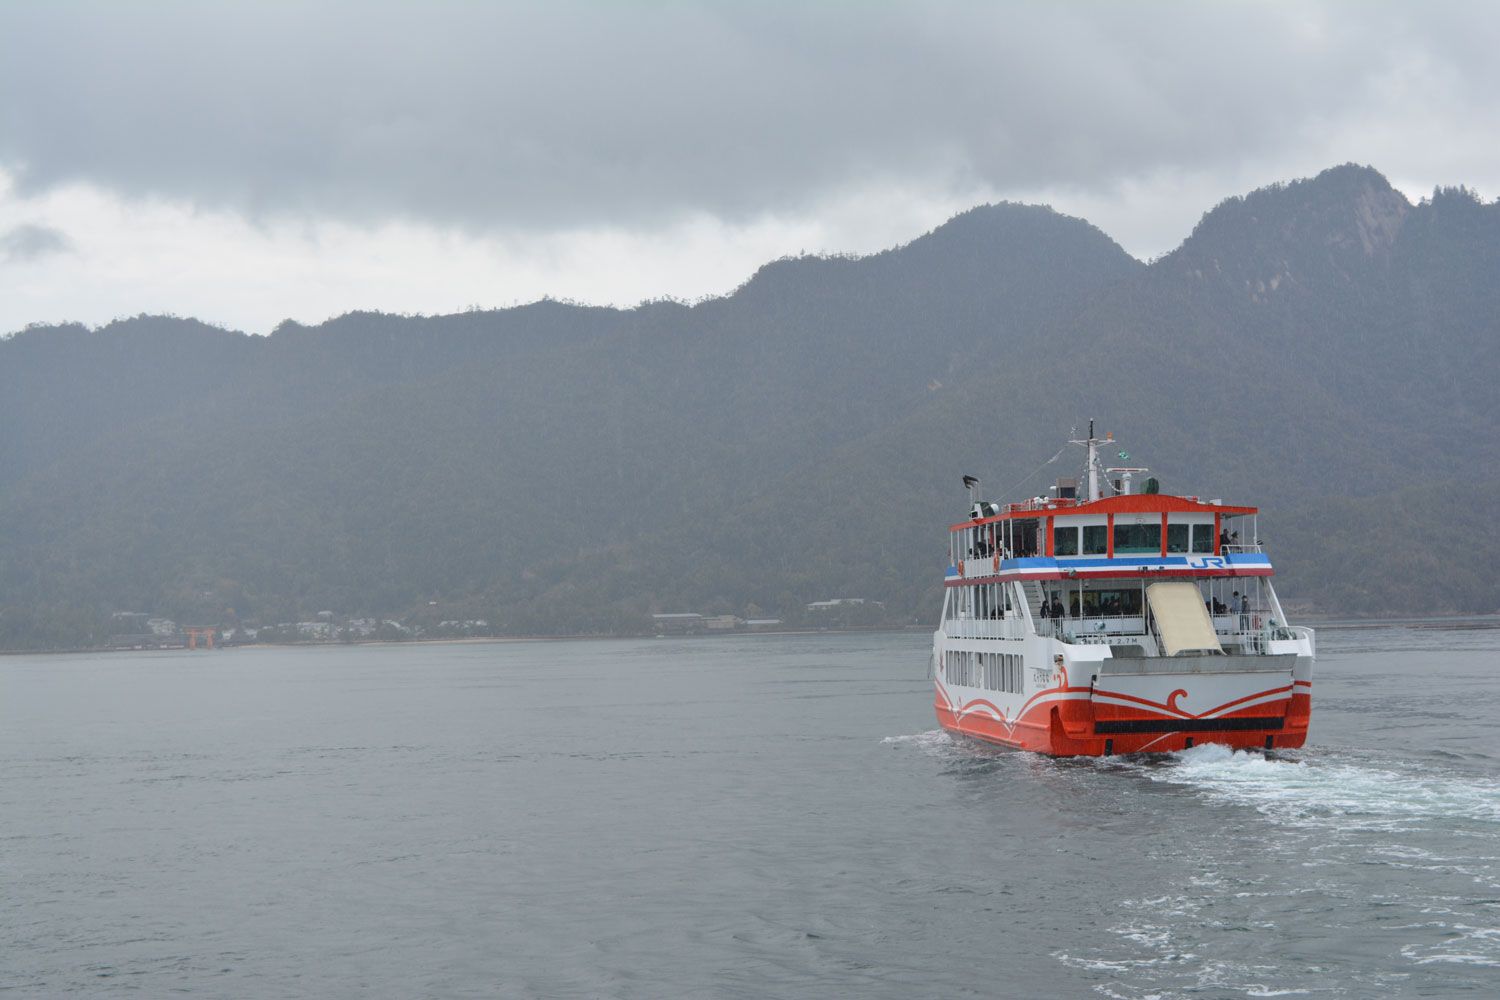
left=2, top=0, right=1497, bottom=334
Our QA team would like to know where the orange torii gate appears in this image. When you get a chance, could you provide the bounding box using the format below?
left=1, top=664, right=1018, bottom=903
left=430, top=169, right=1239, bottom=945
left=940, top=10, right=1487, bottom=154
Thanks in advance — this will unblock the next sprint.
left=183, top=627, right=217, bottom=650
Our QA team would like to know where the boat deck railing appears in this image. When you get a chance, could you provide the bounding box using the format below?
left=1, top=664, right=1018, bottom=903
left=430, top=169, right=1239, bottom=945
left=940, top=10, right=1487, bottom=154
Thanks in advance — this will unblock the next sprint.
left=946, top=610, right=1313, bottom=654
left=944, top=616, right=1028, bottom=640
left=1032, top=607, right=1310, bottom=651
left=1040, top=615, right=1146, bottom=641
left=1213, top=609, right=1313, bottom=653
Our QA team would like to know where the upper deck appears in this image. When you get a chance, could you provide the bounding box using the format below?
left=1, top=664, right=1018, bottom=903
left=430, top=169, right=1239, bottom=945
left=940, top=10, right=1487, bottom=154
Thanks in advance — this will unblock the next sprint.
left=943, top=491, right=1283, bottom=656
left=948, top=484, right=1266, bottom=584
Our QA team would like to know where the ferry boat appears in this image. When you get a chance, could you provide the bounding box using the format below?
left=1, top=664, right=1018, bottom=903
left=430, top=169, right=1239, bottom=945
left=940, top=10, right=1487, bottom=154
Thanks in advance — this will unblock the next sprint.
left=932, top=425, right=1315, bottom=756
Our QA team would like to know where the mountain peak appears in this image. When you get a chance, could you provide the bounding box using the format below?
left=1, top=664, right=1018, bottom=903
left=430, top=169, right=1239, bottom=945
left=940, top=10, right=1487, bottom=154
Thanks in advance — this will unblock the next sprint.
left=733, top=199, right=1137, bottom=302
left=909, top=201, right=1131, bottom=260
left=1169, top=164, right=1411, bottom=288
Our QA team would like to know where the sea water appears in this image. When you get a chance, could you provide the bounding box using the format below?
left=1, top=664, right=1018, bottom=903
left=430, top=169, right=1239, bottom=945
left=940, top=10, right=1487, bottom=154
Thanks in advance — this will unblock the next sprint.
left=3, top=623, right=1498, bottom=997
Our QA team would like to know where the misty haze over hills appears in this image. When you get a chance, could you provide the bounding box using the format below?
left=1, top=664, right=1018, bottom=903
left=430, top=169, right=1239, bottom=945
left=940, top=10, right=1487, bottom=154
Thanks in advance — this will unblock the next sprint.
left=2, top=164, right=1496, bottom=648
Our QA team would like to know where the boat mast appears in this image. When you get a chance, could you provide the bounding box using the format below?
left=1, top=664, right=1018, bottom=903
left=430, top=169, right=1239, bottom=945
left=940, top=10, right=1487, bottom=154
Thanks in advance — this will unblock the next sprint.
left=1070, top=419, right=1108, bottom=502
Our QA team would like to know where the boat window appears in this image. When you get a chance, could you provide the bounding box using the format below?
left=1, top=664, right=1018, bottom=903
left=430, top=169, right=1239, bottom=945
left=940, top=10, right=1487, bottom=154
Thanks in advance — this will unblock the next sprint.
left=1113, top=522, right=1161, bottom=554
left=1079, top=588, right=1143, bottom=616
left=1010, top=518, right=1039, bottom=557
left=1053, top=524, right=1079, bottom=555
left=971, top=525, right=993, bottom=558
left=1082, top=525, right=1108, bottom=555
left=1166, top=523, right=1189, bottom=553
left=1191, top=524, right=1215, bottom=553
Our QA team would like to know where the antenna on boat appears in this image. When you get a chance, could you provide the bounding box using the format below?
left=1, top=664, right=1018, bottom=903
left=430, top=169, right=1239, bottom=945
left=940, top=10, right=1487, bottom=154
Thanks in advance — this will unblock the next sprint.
left=1090, top=422, right=1101, bottom=500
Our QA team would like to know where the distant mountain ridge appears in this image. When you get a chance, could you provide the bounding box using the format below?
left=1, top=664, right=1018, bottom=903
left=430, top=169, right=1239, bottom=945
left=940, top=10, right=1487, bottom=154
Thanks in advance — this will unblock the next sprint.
left=1, top=164, right=1496, bottom=647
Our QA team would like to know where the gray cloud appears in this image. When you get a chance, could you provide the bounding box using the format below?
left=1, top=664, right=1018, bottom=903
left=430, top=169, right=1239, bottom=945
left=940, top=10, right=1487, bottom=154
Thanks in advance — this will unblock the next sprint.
left=0, top=223, right=73, bottom=262
left=1, top=1, right=1497, bottom=235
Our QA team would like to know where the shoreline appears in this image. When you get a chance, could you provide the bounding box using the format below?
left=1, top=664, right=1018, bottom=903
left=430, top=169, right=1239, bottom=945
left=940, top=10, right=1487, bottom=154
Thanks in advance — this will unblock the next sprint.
left=0, top=624, right=927, bottom=657
left=4, top=615, right=1496, bottom=657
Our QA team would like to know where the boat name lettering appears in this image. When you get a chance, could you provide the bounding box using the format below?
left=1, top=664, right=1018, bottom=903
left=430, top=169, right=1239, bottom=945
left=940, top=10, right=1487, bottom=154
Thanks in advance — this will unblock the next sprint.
left=1186, top=556, right=1227, bottom=569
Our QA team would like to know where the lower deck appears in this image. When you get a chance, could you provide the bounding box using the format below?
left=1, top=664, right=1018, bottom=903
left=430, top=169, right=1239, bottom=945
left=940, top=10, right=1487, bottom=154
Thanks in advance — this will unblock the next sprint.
left=932, top=576, right=1314, bottom=756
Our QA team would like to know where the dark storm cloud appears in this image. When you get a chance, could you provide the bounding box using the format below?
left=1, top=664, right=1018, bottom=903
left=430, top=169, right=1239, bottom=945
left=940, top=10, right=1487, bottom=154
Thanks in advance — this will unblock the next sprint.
left=1, top=1, right=1494, bottom=231
left=0, top=223, right=73, bottom=262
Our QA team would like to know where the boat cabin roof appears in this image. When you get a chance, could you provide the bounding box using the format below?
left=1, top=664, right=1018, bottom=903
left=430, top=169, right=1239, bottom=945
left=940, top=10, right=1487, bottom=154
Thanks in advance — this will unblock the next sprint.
left=950, top=493, right=1256, bottom=532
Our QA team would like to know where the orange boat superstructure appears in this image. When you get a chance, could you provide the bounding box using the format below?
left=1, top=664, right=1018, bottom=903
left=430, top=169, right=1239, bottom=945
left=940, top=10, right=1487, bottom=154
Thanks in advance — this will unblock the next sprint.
left=933, top=426, right=1314, bottom=756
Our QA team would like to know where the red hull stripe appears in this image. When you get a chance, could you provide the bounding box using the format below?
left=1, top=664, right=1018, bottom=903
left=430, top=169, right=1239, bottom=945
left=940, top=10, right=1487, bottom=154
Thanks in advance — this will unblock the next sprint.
left=1090, top=682, right=1293, bottom=720
left=937, top=679, right=1297, bottom=733
left=934, top=678, right=1091, bottom=735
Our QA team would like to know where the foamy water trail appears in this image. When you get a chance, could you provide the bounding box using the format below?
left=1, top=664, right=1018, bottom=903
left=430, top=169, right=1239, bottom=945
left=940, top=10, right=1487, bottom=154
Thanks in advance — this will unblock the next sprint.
left=881, top=730, right=955, bottom=752
left=1129, top=744, right=1500, bottom=832
left=889, top=733, right=1500, bottom=833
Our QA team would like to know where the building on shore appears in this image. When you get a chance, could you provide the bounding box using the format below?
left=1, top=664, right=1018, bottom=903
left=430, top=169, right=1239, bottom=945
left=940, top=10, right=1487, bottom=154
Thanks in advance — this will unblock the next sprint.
left=806, top=598, right=868, bottom=612
left=652, top=613, right=704, bottom=635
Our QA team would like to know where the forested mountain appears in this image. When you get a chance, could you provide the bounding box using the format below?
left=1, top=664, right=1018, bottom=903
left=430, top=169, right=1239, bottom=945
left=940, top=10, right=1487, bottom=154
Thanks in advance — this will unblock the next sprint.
left=2, top=164, right=1496, bottom=648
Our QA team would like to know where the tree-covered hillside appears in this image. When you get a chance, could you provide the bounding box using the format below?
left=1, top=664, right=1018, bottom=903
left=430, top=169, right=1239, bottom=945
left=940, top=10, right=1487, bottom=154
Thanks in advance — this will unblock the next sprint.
left=2, top=165, right=1496, bottom=648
